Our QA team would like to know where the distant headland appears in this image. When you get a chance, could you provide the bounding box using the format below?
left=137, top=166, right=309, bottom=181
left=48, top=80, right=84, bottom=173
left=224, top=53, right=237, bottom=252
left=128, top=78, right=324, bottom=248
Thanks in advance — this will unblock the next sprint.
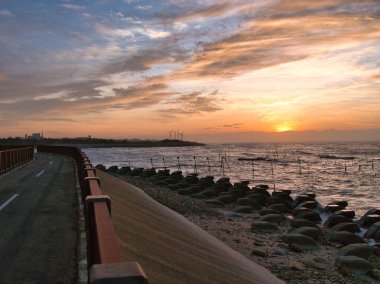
left=0, top=137, right=205, bottom=148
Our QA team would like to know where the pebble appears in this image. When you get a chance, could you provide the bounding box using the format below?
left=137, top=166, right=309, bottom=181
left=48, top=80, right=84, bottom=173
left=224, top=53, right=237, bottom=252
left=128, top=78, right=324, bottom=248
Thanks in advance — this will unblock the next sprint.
left=288, top=260, right=304, bottom=271
left=274, top=248, right=288, bottom=256
left=251, top=248, right=268, bottom=257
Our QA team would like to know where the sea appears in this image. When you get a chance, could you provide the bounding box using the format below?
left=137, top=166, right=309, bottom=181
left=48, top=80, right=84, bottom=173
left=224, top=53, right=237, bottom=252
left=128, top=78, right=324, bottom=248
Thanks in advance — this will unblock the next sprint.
left=83, top=142, right=380, bottom=216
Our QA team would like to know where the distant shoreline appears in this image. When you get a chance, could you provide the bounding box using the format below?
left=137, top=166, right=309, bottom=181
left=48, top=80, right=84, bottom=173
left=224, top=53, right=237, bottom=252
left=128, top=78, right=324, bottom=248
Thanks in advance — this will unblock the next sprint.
left=0, top=138, right=205, bottom=148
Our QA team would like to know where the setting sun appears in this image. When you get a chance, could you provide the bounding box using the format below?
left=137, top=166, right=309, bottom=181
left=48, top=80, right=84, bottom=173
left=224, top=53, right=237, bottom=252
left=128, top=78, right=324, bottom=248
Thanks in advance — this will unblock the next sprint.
left=275, top=124, right=293, bottom=132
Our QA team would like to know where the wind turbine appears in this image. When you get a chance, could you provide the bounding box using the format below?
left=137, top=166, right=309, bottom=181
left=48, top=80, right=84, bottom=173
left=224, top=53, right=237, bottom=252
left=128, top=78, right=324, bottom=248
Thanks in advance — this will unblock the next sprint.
left=168, top=130, right=173, bottom=140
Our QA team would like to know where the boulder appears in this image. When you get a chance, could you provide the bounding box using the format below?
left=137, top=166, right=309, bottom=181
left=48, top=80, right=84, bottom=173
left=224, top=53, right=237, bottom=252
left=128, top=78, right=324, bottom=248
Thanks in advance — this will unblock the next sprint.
left=281, top=233, right=320, bottom=252
left=213, top=183, right=231, bottom=192
left=326, top=231, right=365, bottom=245
left=294, top=195, right=315, bottom=207
left=327, top=222, right=361, bottom=235
left=95, top=164, right=106, bottom=171
left=186, top=185, right=202, bottom=194
left=107, top=165, right=119, bottom=172
left=323, top=204, right=343, bottom=213
left=190, top=193, right=206, bottom=199
left=296, top=211, right=321, bottom=223
left=336, top=244, right=374, bottom=260
left=129, top=167, right=144, bottom=176
left=258, top=214, right=285, bottom=224
left=268, top=204, right=292, bottom=214
left=259, top=209, right=283, bottom=216
left=237, top=198, right=262, bottom=210
left=357, top=214, right=380, bottom=228
left=200, top=189, right=218, bottom=198
left=251, top=248, right=267, bottom=257
left=335, top=256, right=373, bottom=276
left=271, top=191, right=293, bottom=203
left=246, top=194, right=268, bottom=205
left=185, top=175, right=199, bottom=184
left=216, top=194, right=236, bottom=204
left=291, top=218, right=318, bottom=229
left=140, top=168, right=157, bottom=178
left=177, top=188, right=194, bottom=195
left=117, top=166, right=131, bottom=174
left=233, top=206, right=253, bottom=214
left=251, top=221, right=280, bottom=233
left=291, top=227, right=321, bottom=241
left=204, top=199, right=224, bottom=207
left=296, top=201, right=318, bottom=210
left=369, top=269, right=380, bottom=281
left=329, top=200, right=348, bottom=208
left=334, top=210, right=355, bottom=219
left=364, top=221, right=380, bottom=240
left=267, top=197, right=292, bottom=208
left=216, top=177, right=230, bottom=184
left=293, top=207, right=314, bottom=216
left=324, top=214, right=352, bottom=227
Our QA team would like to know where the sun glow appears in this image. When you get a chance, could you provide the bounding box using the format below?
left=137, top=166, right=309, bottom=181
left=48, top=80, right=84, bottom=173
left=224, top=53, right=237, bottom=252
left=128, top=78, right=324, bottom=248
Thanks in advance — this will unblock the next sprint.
left=275, top=124, right=293, bottom=132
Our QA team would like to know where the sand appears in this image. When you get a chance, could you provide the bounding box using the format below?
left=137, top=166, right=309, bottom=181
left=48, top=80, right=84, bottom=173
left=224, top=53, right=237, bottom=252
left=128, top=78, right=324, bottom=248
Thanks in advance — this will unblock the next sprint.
left=97, top=171, right=284, bottom=284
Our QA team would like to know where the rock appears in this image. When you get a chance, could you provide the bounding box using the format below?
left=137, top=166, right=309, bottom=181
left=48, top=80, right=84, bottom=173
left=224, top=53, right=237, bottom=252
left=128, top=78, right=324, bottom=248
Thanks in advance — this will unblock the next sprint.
left=323, top=204, right=343, bottom=213
left=251, top=249, right=267, bottom=257
left=216, top=194, right=236, bottom=204
left=336, top=244, right=373, bottom=260
left=357, top=214, right=380, bottom=227
left=225, top=212, right=242, bottom=218
left=296, top=201, right=319, bottom=210
left=247, top=194, right=268, bottom=205
left=185, top=175, right=199, bottom=184
left=259, top=208, right=283, bottom=216
left=303, top=259, right=327, bottom=270
left=324, top=214, right=352, bottom=227
left=216, top=177, right=230, bottom=183
left=190, top=193, right=206, bottom=199
left=296, top=211, right=321, bottom=223
left=369, top=269, right=380, bottom=281
left=326, top=231, right=365, bottom=245
left=204, top=199, right=224, bottom=207
left=200, top=189, right=218, bottom=198
left=118, top=166, right=131, bottom=174
left=294, top=195, right=315, bottom=207
left=288, top=260, right=303, bottom=271
left=233, top=206, right=253, bottom=214
left=251, top=187, right=271, bottom=197
left=291, top=227, right=321, bottom=241
left=95, top=164, right=106, bottom=171
left=271, top=191, right=293, bottom=203
left=335, top=256, right=374, bottom=276
left=267, top=197, right=292, bottom=207
left=364, top=221, right=380, bottom=240
left=107, top=165, right=119, bottom=172
left=273, top=248, right=288, bottom=256
left=328, top=200, right=348, bottom=208
left=237, top=197, right=262, bottom=208
left=259, top=214, right=285, bottom=224
left=213, top=183, right=231, bottom=192
left=177, top=188, right=194, bottom=195
left=251, top=221, right=280, bottom=233
left=334, top=210, right=355, bottom=219
left=327, top=222, right=361, bottom=237
left=293, top=207, right=314, bottom=216
left=291, top=218, right=318, bottom=229
left=281, top=233, right=320, bottom=252
left=268, top=204, right=292, bottom=214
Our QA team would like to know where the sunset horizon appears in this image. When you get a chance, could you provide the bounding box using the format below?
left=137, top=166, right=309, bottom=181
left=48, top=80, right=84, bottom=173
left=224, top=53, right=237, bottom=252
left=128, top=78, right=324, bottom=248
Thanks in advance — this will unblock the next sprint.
left=1, top=1, right=380, bottom=142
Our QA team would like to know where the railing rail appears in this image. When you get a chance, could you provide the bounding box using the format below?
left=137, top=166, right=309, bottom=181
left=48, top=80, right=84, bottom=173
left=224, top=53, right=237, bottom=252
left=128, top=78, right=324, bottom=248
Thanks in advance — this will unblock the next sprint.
left=0, top=147, right=34, bottom=174
left=37, top=145, right=148, bottom=283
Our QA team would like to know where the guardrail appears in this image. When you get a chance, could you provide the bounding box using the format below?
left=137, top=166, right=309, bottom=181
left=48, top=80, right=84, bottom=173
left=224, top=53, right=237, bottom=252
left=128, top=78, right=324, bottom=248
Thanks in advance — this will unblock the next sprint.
left=37, top=145, right=148, bottom=283
left=0, top=146, right=34, bottom=174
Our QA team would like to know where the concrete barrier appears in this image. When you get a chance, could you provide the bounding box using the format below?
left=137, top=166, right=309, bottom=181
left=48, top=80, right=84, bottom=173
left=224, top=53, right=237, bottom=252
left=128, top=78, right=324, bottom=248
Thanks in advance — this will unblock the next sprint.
left=37, top=145, right=148, bottom=284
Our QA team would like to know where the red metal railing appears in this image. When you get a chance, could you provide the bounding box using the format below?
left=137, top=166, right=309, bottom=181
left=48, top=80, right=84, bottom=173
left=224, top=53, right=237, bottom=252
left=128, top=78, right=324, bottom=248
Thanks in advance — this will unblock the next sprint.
left=37, top=145, right=148, bottom=283
left=0, top=146, right=34, bottom=174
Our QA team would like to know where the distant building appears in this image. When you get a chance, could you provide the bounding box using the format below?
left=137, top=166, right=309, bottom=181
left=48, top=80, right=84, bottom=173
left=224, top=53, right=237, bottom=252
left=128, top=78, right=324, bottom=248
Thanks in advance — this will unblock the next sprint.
left=28, top=132, right=44, bottom=140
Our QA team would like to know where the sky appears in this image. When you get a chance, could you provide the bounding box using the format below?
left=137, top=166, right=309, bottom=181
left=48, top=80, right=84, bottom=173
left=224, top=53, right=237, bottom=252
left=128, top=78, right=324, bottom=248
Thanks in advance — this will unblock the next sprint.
left=1, top=0, right=380, bottom=142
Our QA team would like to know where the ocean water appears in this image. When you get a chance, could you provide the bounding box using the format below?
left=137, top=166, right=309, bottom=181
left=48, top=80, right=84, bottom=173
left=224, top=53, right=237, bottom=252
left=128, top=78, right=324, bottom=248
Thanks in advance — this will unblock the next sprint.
left=83, top=142, right=380, bottom=216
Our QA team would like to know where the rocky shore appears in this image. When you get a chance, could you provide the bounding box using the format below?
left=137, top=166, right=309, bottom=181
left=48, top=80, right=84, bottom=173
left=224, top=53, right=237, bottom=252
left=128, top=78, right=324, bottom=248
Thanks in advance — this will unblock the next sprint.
left=99, top=165, right=380, bottom=284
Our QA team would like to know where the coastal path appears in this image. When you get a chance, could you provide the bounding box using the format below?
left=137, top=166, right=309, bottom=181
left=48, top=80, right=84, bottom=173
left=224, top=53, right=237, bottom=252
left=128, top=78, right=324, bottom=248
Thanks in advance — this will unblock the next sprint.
left=0, top=152, right=78, bottom=283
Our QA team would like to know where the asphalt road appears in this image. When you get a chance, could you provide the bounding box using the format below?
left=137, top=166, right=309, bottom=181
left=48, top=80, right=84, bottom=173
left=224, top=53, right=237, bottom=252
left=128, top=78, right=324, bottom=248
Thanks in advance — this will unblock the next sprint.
left=0, top=152, right=78, bottom=283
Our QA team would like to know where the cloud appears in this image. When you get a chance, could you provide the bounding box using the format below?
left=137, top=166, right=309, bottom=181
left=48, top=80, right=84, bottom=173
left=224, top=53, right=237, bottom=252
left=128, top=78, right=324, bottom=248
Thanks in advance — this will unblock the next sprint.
left=160, top=90, right=222, bottom=115
left=168, top=0, right=380, bottom=80
left=95, top=24, right=134, bottom=38
left=61, top=4, right=84, bottom=11
left=135, top=5, right=152, bottom=10
left=0, top=10, right=13, bottom=17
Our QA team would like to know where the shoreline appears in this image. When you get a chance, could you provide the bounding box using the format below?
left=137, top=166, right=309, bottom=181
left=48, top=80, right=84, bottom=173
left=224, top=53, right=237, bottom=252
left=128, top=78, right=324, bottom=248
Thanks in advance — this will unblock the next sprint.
left=109, top=172, right=380, bottom=284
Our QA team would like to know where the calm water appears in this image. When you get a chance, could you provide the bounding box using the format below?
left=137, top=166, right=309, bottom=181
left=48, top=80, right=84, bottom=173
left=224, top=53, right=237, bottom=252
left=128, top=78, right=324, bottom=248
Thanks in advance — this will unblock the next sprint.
left=83, top=143, right=380, bottom=216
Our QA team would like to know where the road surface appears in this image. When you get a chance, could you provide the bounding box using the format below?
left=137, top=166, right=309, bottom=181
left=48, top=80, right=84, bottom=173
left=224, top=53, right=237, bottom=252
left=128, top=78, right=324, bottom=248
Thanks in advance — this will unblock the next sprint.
left=0, top=152, right=78, bottom=283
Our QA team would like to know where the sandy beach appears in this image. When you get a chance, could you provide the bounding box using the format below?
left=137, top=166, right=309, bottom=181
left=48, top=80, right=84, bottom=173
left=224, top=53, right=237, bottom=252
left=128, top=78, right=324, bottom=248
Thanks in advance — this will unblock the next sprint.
left=99, top=170, right=380, bottom=284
